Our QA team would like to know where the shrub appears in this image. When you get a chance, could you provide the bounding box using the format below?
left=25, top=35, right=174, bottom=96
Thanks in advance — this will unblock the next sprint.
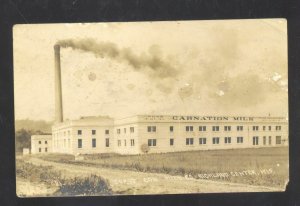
left=140, top=144, right=150, bottom=153
left=58, top=175, right=112, bottom=196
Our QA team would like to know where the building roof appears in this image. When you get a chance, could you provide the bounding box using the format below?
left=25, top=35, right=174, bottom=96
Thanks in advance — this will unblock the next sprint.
left=114, top=115, right=288, bottom=125
left=31, top=135, right=52, bottom=140
left=53, top=116, right=114, bottom=129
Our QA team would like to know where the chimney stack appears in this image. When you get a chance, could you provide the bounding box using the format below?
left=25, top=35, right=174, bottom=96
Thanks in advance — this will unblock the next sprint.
left=54, top=45, right=63, bottom=123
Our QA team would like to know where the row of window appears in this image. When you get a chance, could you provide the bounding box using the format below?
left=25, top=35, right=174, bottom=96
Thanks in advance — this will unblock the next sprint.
left=149, top=125, right=282, bottom=133
left=117, top=139, right=135, bottom=147
left=147, top=136, right=282, bottom=147
left=190, top=125, right=282, bottom=132
left=67, top=135, right=283, bottom=149
left=54, top=139, right=71, bottom=148
left=78, top=127, right=135, bottom=136
left=117, top=127, right=135, bottom=134
left=38, top=148, right=48, bottom=152
left=55, top=129, right=112, bottom=136
left=57, top=125, right=283, bottom=138
left=77, top=138, right=110, bottom=148
left=179, top=137, right=236, bottom=146
left=77, top=129, right=110, bottom=135
left=58, top=130, right=71, bottom=137
left=38, top=140, right=48, bottom=144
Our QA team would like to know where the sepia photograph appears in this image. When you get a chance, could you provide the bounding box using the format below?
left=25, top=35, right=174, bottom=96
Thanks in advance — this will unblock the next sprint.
left=13, top=19, right=288, bottom=197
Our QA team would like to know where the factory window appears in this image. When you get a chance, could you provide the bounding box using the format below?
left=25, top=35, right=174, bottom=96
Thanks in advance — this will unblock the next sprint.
left=68, top=130, right=70, bottom=136
left=45, top=141, right=47, bottom=144
left=105, top=130, right=109, bottom=135
left=130, top=139, right=135, bottom=146
left=199, top=126, right=206, bottom=131
left=124, top=140, right=127, bottom=146
left=148, top=139, right=157, bottom=146
left=92, top=138, right=96, bottom=148
left=170, top=138, right=174, bottom=146
left=124, top=128, right=127, bottom=134
left=170, top=126, right=174, bottom=132
left=147, top=126, right=156, bottom=132
left=237, top=126, right=243, bottom=131
left=212, top=137, right=220, bottom=144
left=212, top=126, right=219, bottom=131
left=68, top=139, right=70, bottom=148
left=39, top=148, right=41, bottom=153
left=199, top=138, right=206, bottom=145
left=186, top=138, right=194, bottom=145
left=106, top=138, right=110, bottom=147
left=237, top=136, right=243, bottom=143
left=152, top=126, right=156, bottom=132
left=38, top=141, right=41, bottom=144
left=269, top=126, right=272, bottom=131
left=45, top=148, right=48, bottom=153
left=269, top=136, right=272, bottom=145
left=263, top=126, right=266, bottom=131
left=224, top=137, right=231, bottom=144
left=130, top=127, right=134, bottom=133
left=78, top=130, right=82, bottom=135
left=276, top=136, right=282, bottom=144
left=117, top=129, right=121, bottom=134
left=263, top=136, right=267, bottom=145
left=78, top=139, right=82, bottom=148
left=92, top=130, right=96, bottom=135
left=276, top=126, right=281, bottom=131
left=252, top=136, right=259, bottom=145
left=224, top=126, right=231, bottom=131
left=117, top=140, right=121, bottom=147
left=252, top=126, right=259, bottom=131
left=186, top=126, right=193, bottom=132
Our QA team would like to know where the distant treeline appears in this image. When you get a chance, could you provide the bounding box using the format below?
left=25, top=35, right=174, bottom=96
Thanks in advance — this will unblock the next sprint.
left=15, top=119, right=52, bottom=153
left=15, top=119, right=52, bottom=133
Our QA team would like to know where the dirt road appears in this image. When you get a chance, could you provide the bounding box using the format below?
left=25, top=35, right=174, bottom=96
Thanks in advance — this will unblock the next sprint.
left=20, top=157, right=281, bottom=195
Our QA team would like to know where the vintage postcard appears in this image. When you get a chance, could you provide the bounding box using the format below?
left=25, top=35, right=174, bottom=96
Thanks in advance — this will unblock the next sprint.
left=14, top=19, right=288, bottom=197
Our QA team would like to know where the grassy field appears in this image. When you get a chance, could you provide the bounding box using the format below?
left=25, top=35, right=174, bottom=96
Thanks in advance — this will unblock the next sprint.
left=37, top=147, right=289, bottom=189
left=16, top=158, right=112, bottom=196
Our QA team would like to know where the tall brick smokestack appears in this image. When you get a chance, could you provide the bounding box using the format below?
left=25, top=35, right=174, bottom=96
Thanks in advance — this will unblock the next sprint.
left=54, top=45, right=63, bottom=123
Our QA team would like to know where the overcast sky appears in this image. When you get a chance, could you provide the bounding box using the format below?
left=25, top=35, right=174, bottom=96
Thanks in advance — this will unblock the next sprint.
left=13, top=19, right=288, bottom=121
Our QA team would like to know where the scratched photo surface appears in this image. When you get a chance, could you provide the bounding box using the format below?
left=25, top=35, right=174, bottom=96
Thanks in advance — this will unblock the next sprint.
left=14, top=19, right=288, bottom=197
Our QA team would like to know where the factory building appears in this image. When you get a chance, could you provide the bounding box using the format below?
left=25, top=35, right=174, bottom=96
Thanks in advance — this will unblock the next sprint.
left=48, top=115, right=288, bottom=155
left=52, top=116, right=114, bottom=154
left=31, top=44, right=287, bottom=156
left=31, top=135, right=52, bottom=154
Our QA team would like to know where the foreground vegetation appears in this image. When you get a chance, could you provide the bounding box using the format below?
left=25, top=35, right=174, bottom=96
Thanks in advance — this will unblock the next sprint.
left=38, top=147, right=289, bottom=188
left=16, top=159, right=112, bottom=196
left=15, top=129, right=50, bottom=154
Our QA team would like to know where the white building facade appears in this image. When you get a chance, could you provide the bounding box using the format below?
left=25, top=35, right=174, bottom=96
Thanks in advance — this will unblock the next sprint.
left=51, top=116, right=114, bottom=154
left=47, top=115, right=288, bottom=155
left=31, top=135, right=52, bottom=154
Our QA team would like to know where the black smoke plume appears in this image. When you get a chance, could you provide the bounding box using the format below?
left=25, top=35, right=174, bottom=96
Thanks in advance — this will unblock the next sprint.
left=56, top=39, right=180, bottom=93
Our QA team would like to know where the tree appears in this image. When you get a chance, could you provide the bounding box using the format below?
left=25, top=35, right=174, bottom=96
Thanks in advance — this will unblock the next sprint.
left=15, top=129, right=49, bottom=153
left=140, top=144, right=150, bottom=154
left=15, top=129, right=32, bottom=153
